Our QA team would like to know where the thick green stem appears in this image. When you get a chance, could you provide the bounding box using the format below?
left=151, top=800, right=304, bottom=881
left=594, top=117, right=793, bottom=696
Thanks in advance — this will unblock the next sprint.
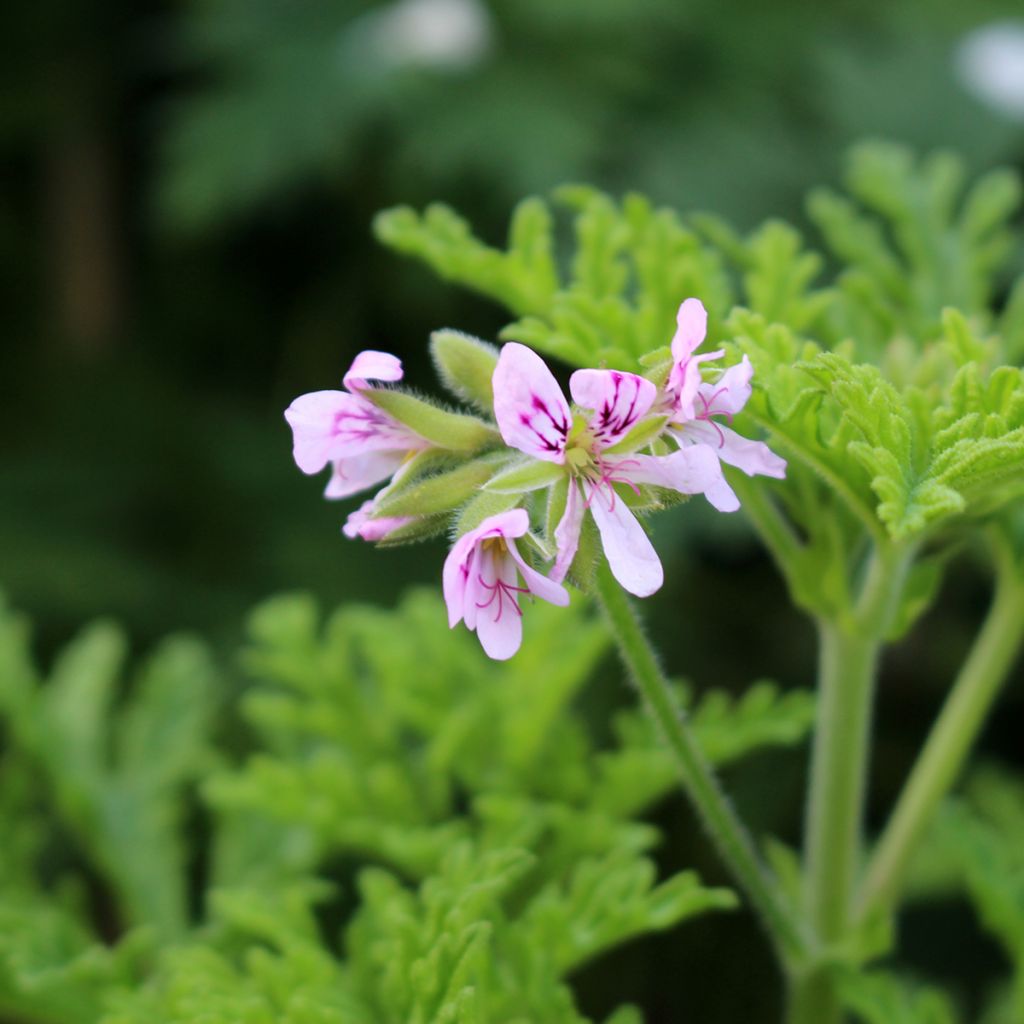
left=787, top=544, right=913, bottom=1024
left=593, top=560, right=813, bottom=968
left=857, top=558, right=1024, bottom=921
left=804, top=622, right=878, bottom=938
left=786, top=624, right=878, bottom=1024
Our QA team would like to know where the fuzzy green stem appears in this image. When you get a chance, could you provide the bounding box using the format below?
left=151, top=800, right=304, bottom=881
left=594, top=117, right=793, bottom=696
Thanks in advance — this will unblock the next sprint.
left=787, top=544, right=914, bottom=1024
left=593, top=560, right=813, bottom=968
left=857, top=556, right=1024, bottom=921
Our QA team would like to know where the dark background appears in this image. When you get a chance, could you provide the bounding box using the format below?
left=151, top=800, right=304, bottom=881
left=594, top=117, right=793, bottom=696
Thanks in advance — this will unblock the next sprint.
left=2, top=0, right=1023, bottom=1018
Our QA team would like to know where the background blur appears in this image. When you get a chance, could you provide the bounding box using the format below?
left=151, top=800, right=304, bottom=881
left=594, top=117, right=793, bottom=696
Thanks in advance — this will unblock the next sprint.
left=3, top=0, right=1024, bottom=1018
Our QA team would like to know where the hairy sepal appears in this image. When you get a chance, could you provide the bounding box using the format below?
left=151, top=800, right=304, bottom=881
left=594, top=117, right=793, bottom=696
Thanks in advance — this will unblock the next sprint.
left=603, top=415, right=669, bottom=455
left=374, top=457, right=504, bottom=518
left=485, top=459, right=565, bottom=494
left=364, top=389, right=499, bottom=452
left=455, top=490, right=524, bottom=536
left=430, top=329, right=499, bottom=413
left=375, top=514, right=451, bottom=547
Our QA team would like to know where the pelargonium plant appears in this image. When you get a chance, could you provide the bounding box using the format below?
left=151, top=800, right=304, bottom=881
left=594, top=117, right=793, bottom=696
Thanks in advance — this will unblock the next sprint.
left=279, top=142, right=1024, bottom=1023
left=3, top=142, right=1024, bottom=1024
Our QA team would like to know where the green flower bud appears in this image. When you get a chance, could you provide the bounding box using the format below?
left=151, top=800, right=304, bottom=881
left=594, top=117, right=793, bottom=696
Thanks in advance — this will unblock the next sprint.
left=374, top=456, right=504, bottom=518
left=364, top=389, right=499, bottom=452
left=430, top=329, right=499, bottom=412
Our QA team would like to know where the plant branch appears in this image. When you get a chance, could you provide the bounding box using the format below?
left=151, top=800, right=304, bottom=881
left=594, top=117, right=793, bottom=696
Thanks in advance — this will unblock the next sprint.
left=788, top=542, right=915, bottom=1024
left=857, top=544, right=1024, bottom=922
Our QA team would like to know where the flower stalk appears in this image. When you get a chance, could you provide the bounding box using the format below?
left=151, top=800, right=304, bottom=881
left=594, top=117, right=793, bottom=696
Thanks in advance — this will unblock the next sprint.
left=593, top=558, right=815, bottom=969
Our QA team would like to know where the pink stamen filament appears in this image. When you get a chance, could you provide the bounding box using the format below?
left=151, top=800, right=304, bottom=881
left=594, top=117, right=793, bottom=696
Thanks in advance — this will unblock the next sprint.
left=583, top=458, right=642, bottom=512
left=476, top=574, right=528, bottom=621
left=696, top=387, right=733, bottom=448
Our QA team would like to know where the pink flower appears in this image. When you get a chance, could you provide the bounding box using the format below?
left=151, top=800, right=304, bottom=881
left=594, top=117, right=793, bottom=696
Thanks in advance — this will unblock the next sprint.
left=492, top=343, right=738, bottom=599
left=665, top=300, right=787, bottom=481
left=284, top=350, right=429, bottom=499
left=342, top=499, right=415, bottom=542
left=442, top=509, right=569, bottom=660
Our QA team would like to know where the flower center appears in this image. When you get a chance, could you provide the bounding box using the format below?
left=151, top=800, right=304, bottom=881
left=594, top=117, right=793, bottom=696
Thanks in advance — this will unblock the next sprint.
left=565, top=443, right=595, bottom=474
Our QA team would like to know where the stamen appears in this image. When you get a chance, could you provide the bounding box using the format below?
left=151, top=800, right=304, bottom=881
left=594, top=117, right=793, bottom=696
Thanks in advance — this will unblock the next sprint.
left=475, top=573, right=528, bottom=621
left=584, top=458, right=643, bottom=511
left=697, top=386, right=733, bottom=424
left=695, top=387, right=732, bottom=447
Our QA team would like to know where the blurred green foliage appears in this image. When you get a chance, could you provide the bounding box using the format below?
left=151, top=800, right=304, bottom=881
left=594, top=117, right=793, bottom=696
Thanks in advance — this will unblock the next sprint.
left=0, top=588, right=818, bottom=1022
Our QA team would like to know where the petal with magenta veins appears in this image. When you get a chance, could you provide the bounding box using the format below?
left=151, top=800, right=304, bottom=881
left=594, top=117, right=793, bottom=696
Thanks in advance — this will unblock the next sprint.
left=329, top=396, right=424, bottom=455
left=569, top=369, right=657, bottom=448
left=473, top=547, right=524, bottom=661
left=343, top=350, right=404, bottom=390
left=492, top=343, right=571, bottom=463
left=443, top=531, right=478, bottom=628
left=284, top=390, right=350, bottom=473
left=610, top=448, right=740, bottom=512
left=286, top=390, right=421, bottom=472
left=324, top=450, right=407, bottom=499
left=679, top=421, right=787, bottom=480
left=586, top=481, right=664, bottom=598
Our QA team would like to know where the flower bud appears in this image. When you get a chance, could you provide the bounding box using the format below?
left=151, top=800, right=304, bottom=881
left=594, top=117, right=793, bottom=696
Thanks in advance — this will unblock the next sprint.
left=430, top=329, right=499, bottom=412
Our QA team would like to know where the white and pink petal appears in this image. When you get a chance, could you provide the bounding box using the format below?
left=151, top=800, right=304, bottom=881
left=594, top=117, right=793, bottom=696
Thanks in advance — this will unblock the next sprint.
left=608, top=448, right=740, bottom=513
left=324, top=450, right=407, bottom=499
left=586, top=481, right=664, bottom=598
left=472, top=545, right=524, bottom=661
left=697, top=356, right=754, bottom=418
left=551, top=480, right=585, bottom=583
left=492, top=343, right=571, bottom=463
left=569, top=369, right=657, bottom=448
left=342, top=500, right=414, bottom=541
left=508, top=547, right=570, bottom=608
left=676, top=421, right=786, bottom=480
left=670, top=298, right=709, bottom=363
left=284, top=390, right=351, bottom=474
left=343, top=350, right=404, bottom=390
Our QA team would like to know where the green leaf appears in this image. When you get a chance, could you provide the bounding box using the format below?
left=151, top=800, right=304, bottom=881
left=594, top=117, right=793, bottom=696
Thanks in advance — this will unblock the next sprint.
left=885, top=553, right=948, bottom=641
left=374, top=199, right=558, bottom=317
left=594, top=681, right=815, bottom=817
left=837, top=970, right=958, bottom=1024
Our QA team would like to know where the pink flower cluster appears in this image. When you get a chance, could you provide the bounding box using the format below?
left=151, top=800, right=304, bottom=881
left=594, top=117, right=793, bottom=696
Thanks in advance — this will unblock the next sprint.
left=285, top=298, right=785, bottom=660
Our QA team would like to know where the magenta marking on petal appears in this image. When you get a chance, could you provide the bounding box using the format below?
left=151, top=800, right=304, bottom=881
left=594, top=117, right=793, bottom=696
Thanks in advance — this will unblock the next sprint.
left=522, top=393, right=570, bottom=454
left=592, top=373, right=646, bottom=444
